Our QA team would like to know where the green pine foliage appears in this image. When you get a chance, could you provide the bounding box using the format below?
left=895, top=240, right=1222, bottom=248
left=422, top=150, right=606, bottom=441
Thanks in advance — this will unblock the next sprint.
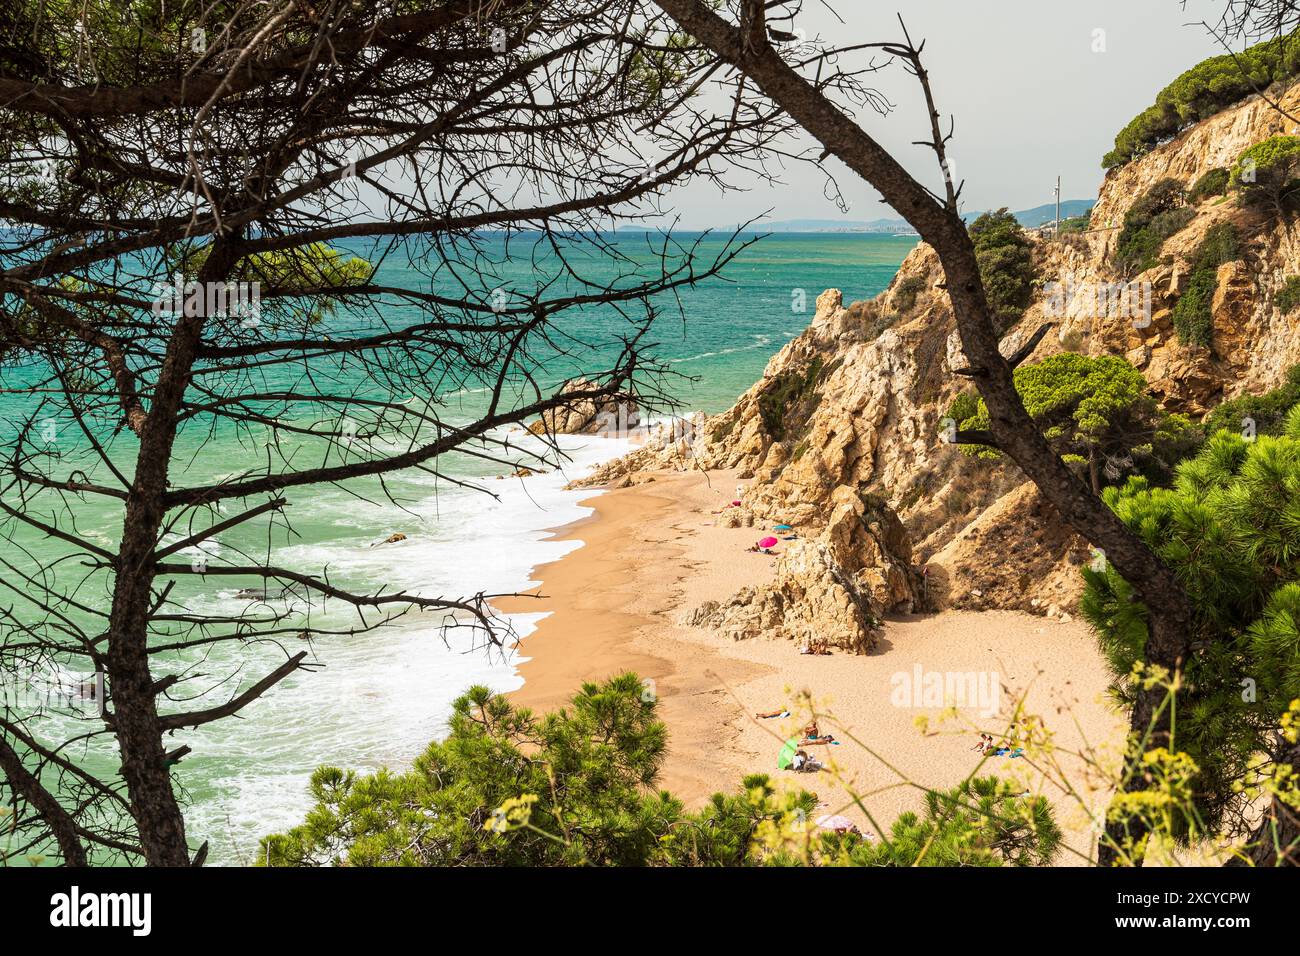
left=969, top=209, right=1035, bottom=330
left=1231, top=135, right=1300, bottom=215
left=952, top=354, right=1201, bottom=489
left=829, top=777, right=1061, bottom=867
left=261, top=675, right=1062, bottom=867
left=1081, top=412, right=1300, bottom=833
left=1103, top=33, right=1300, bottom=169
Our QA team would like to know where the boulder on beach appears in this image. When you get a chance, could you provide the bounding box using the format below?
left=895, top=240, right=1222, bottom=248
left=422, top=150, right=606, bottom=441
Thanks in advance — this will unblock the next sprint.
left=527, top=378, right=638, bottom=436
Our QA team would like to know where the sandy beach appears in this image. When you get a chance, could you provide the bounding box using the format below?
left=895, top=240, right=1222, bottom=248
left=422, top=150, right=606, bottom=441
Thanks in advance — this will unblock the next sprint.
left=499, top=469, right=1128, bottom=863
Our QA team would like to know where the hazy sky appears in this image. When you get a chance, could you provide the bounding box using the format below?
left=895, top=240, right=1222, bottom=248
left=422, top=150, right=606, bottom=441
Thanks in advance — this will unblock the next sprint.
left=670, top=0, right=1234, bottom=228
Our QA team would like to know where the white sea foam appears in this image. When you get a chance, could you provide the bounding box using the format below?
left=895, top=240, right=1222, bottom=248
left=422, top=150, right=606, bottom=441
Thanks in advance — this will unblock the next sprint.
left=179, top=429, right=634, bottom=862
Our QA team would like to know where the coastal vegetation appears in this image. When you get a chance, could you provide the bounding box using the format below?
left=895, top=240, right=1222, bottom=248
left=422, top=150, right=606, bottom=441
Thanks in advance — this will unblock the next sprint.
left=1082, top=417, right=1300, bottom=850
left=1057, top=213, right=1091, bottom=234
left=1171, top=222, right=1243, bottom=347
left=262, top=674, right=1064, bottom=867
left=1189, top=167, right=1231, bottom=203
left=1231, top=135, right=1300, bottom=217
left=968, top=209, right=1035, bottom=330
left=758, top=357, right=825, bottom=441
left=947, top=354, right=1199, bottom=492
left=1102, top=31, right=1300, bottom=169
left=1202, top=363, right=1300, bottom=437
left=891, top=274, right=928, bottom=313
left=1115, top=178, right=1193, bottom=276
left=1275, top=276, right=1300, bottom=314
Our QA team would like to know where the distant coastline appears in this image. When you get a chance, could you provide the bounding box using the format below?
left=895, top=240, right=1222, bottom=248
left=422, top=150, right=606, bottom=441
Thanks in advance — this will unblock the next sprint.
left=751, top=198, right=1095, bottom=234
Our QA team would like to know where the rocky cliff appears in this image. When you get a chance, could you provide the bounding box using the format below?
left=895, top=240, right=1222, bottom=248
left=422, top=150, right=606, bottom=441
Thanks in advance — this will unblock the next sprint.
left=581, top=78, right=1300, bottom=645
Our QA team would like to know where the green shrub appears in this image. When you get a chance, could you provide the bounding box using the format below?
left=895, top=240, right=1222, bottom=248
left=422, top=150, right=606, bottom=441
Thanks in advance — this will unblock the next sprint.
left=758, top=357, right=823, bottom=441
left=1202, top=363, right=1300, bottom=437
left=945, top=391, right=981, bottom=428
left=1058, top=214, right=1091, bottom=234
left=969, top=209, right=1035, bottom=330
left=1148, top=206, right=1196, bottom=241
left=1275, top=275, right=1300, bottom=313
left=1103, top=33, right=1300, bottom=169
left=1173, top=267, right=1218, bottom=347
left=1172, top=222, right=1242, bottom=347
left=1189, top=167, right=1230, bottom=202
left=892, top=274, right=927, bottom=313
left=1116, top=178, right=1188, bottom=275
left=1191, top=221, right=1242, bottom=270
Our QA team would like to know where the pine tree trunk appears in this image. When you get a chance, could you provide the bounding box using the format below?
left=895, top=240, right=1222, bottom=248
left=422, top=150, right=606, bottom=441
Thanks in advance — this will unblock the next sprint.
left=650, top=0, right=1199, bottom=867
left=106, top=246, right=237, bottom=865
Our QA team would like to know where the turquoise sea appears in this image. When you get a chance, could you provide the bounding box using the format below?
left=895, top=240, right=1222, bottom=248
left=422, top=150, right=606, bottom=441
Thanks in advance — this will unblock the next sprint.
left=0, top=231, right=913, bottom=863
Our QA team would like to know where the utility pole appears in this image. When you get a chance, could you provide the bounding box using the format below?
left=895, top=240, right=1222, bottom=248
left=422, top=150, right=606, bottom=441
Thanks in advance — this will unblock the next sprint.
left=1053, top=175, right=1061, bottom=238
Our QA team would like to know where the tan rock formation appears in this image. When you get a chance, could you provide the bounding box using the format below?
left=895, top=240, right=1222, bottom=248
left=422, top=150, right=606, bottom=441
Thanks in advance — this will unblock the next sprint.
left=687, top=486, right=917, bottom=653
left=528, top=378, right=638, bottom=436
left=588, top=78, right=1300, bottom=625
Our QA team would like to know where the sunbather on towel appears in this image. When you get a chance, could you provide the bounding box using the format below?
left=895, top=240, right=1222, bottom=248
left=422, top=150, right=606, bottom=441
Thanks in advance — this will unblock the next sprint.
left=756, top=708, right=791, bottom=719
left=801, top=720, right=836, bottom=745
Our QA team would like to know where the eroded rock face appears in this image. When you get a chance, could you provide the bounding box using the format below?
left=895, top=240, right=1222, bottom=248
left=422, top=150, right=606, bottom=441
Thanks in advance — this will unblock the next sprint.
left=687, top=486, right=917, bottom=654
left=589, top=79, right=1300, bottom=624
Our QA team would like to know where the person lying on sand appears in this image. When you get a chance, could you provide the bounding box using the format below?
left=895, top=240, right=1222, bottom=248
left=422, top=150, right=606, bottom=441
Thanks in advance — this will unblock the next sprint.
left=745, top=543, right=777, bottom=554
left=756, top=708, right=791, bottom=719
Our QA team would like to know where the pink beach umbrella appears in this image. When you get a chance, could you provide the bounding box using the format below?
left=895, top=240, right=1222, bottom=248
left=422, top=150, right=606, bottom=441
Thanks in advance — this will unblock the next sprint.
left=757, top=536, right=779, bottom=549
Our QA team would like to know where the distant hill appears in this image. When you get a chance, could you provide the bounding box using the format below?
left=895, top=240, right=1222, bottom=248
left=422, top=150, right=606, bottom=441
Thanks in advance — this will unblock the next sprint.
left=755, top=199, right=1094, bottom=234
left=997, top=199, right=1095, bottom=228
